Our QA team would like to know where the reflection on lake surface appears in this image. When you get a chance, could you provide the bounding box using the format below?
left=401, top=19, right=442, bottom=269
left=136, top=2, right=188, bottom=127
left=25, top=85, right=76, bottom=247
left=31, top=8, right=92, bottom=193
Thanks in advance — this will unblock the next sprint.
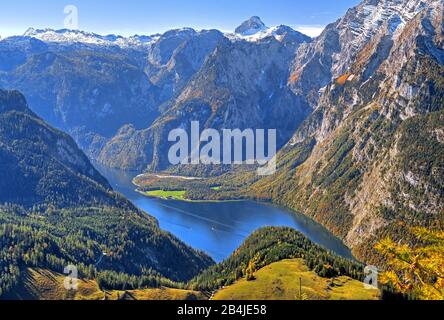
left=96, top=164, right=354, bottom=262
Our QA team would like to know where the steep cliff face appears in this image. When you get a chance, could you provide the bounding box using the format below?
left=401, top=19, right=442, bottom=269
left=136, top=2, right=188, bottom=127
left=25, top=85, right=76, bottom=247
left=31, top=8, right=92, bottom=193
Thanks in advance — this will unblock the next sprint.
left=146, top=29, right=225, bottom=101
left=250, top=0, right=444, bottom=262
left=1, top=20, right=310, bottom=171
left=97, top=22, right=311, bottom=172
left=289, top=0, right=435, bottom=97
left=0, top=28, right=224, bottom=161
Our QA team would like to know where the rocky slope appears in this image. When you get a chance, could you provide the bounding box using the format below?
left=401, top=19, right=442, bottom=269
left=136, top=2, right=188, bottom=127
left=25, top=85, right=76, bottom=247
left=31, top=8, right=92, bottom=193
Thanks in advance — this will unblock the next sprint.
left=0, top=18, right=311, bottom=172
left=250, top=0, right=444, bottom=262
left=0, top=41, right=159, bottom=158
left=98, top=18, right=311, bottom=171
left=0, top=1, right=441, bottom=265
left=0, top=28, right=224, bottom=160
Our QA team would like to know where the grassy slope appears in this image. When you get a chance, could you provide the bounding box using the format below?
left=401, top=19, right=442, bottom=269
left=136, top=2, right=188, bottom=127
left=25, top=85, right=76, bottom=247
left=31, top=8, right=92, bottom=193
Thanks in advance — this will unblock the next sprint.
left=213, top=259, right=380, bottom=301
left=5, top=268, right=205, bottom=301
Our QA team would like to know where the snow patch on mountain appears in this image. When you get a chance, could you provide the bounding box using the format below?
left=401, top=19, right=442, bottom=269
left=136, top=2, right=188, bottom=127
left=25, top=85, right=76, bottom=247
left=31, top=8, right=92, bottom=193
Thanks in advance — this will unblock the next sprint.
left=23, top=28, right=159, bottom=48
left=341, top=0, right=432, bottom=52
left=235, top=16, right=268, bottom=36
left=228, top=22, right=311, bottom=43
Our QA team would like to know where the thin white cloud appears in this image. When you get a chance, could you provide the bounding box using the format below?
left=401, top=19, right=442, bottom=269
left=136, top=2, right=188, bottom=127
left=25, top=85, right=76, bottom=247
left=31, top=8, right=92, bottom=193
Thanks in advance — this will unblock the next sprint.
left=294, top=25, right=325, bottom=38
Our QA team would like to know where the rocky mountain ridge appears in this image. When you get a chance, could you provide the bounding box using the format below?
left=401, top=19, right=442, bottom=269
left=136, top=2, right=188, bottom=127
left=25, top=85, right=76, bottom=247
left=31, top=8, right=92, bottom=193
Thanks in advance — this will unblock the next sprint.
left=249, top=0, right=443, bottom=262
left=0, top=18, right=311, bottom=171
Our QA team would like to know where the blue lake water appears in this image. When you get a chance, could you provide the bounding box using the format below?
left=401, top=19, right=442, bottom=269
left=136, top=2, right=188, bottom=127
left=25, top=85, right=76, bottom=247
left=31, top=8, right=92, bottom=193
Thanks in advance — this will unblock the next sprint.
left=96, top=165, right=354, bottom=263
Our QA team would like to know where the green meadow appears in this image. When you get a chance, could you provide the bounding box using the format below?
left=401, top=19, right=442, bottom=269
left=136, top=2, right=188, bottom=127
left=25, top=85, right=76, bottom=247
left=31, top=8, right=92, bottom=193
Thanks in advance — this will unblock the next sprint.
left=143, top=190, right=187, bottom=200
left=213, top=259, right=380, bottom=300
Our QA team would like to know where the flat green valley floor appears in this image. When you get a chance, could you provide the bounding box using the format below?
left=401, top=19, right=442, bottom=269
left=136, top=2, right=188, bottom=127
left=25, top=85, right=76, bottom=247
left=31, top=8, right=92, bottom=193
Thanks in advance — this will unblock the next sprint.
left=213, top=259, right=380, bottom=300
left=142, top=189, right=187, bottom=200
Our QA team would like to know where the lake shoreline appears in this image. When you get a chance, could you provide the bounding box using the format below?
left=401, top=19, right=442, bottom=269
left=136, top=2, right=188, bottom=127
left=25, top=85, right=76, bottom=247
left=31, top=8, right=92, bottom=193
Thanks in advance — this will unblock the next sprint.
left=95, top=163, right=356, bottom=262
left=133, top=177, right=357, bottom=262
left=135, top=188, right=246, bottom=204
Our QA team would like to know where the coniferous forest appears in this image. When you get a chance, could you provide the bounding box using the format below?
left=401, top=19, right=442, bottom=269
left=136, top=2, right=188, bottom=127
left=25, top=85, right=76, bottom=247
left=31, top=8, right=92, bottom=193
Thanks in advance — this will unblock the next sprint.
left=0, top=0, right=443, bottom=303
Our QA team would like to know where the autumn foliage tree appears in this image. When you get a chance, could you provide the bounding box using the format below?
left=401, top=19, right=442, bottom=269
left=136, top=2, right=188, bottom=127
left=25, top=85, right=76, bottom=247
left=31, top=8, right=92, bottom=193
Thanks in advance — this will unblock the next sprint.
left=375, top=227, right=444, bottom=300
left=245, top=256, right=259, bottom=281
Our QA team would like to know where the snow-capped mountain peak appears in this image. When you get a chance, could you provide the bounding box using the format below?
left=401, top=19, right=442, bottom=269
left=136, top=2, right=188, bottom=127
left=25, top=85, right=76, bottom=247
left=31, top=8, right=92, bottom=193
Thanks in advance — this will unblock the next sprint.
left=338, top=0, right=435, bottom=50
left=228, top=25, right=309, bottom=43
left=235, top=16, right=268, bottom=36
left=290, top=0, right=439, bottom=81
left=228, top=17, right=311, bottom=43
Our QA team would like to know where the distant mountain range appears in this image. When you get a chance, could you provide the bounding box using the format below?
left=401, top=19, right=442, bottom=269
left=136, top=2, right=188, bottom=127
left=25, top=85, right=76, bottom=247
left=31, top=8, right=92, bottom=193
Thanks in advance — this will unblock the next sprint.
left=23, top=27, right=158, bottom=48
left=0, top=0, right=442, bottom=268
left=0, top=16, right=311, bottom=171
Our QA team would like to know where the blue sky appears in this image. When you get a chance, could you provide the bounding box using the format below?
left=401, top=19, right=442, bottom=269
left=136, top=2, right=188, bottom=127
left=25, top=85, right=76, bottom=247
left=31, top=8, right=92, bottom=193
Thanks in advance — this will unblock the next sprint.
left=0, top=0, right=361, bottom=38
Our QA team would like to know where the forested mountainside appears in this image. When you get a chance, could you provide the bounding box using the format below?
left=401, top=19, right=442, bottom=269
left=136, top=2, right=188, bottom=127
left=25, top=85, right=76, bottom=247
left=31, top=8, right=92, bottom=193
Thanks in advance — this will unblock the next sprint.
left=0, top=89, right=213, bottom=298
left=248, top=0, right=444, bottom=263
left=0, top=17, right=311, bottom=171
left=0, top=0, right=442, bottom=299
left=0, top=90, right=115, bottom=206
left=132, top=0, right=443, bottom=268
left=4, top=268, right=206, bottom=300
left=189, top=227, right=366, bottom=291
left=128, top=1, right=443, bottom=266
left=2, top=227, right=380, bottom=300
